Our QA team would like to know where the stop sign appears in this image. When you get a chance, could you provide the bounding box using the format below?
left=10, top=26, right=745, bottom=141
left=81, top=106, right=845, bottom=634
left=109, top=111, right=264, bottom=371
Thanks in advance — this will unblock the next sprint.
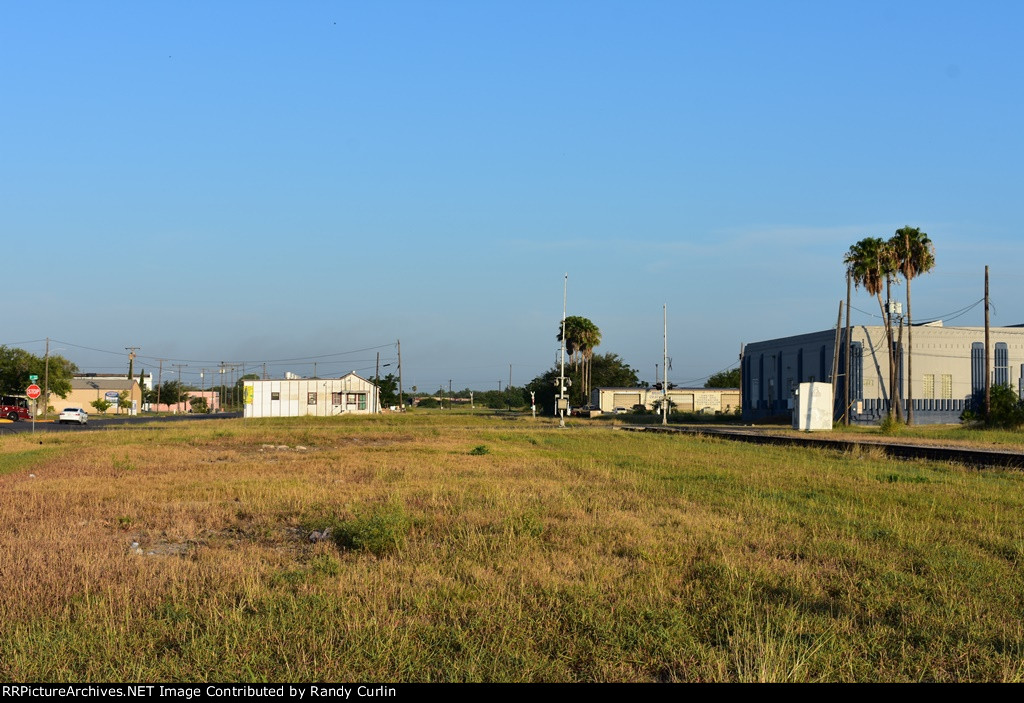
left=26, top=384, right=42, bottom=399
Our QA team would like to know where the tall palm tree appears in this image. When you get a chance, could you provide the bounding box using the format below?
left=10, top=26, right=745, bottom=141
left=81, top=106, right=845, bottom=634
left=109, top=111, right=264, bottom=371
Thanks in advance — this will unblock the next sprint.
left=891, top=226, right=936, bottom=425
left=558, top=316, right=601, bottom=404
left=577, top=320, right=601, bottom=400
left=844, top=237, right=900, bottom=420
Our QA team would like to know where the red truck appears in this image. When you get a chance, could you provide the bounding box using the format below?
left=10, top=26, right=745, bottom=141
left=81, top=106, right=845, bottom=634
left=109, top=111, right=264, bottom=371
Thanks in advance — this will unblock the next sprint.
left=0, top=395, right=32, bottom=421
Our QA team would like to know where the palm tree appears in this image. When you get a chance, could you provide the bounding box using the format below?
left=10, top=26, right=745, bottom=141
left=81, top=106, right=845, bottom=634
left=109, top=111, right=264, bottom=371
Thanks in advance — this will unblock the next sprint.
left=844, top=237, right=900, bottom=420
left=891, top=226, right=936, bottom=425
left=557, top=316, right=602, bottom=404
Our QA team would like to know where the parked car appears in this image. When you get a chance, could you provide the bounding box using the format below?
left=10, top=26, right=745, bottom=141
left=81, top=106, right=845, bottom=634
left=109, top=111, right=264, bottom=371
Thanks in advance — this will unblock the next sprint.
left=58, top=407, right=88, bottom=425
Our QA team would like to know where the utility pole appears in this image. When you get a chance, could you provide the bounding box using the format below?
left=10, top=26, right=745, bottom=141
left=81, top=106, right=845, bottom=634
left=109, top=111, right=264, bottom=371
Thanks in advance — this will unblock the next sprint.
left=558, top=274, right=568, bottom=428
left=125, top=346, right=140, bottom=380
left=662, top=304, right=668, bottom=426
left=844, top=269, right=851, bottom=425
left=397, top=340, right=404, bottom=411
left=985, top=265, right=991, bottom=421
left=375, top=352, right=381, bottom=413
left=172, top=364, right=187, bottom=414
left=156, top=359, right=165, bottom=411
left=43, top=337, right=50, bottom=420
left=262, top=362, right=267, bottom=380
left=831, top=301, right=842, bottom=421
left=449, top=379, right=452, bottom=410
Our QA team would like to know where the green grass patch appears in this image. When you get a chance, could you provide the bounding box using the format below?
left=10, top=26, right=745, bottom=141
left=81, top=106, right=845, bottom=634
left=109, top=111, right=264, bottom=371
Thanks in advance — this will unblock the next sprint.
left=0, top=447, right=60, bottom=476
left=333, top=503, right=411, bottom=556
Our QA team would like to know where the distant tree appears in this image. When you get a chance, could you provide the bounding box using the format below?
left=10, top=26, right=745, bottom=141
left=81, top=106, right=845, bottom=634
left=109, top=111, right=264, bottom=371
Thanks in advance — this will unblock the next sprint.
left=90, top=398, right=112, bottom=414
left=890, top=226, right=936, bottom=425
left=375, top=373, right=399, bottom=408
left=149, top=380, right=189, bottom=409
left=189, top=397, right=210, bottom=414
left=705, top=369, right=741, bottom=388
left=117, top=390, right=132, bottom=414
left=558, top=316, right=602, bottom=400
left=845, top=237, right=900, bottom=421
left=0, top=346, right=77, bottom=398
left=528, top=352, right=639, bottom=414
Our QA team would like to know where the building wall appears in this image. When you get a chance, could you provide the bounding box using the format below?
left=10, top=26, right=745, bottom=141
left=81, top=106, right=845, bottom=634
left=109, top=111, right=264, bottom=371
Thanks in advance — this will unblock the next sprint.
left=51, top=381, right=144, bottom=416
left=244, top=375, right=379, bottom=418
left=591, top=387, right=739, bottom=414
left=149, top=390, right=221, bottom=413
left=742, top=324, right=1024, bottom=424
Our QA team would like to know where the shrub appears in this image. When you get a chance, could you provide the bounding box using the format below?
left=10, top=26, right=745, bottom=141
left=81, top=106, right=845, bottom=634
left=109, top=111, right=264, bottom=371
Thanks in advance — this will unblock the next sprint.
left=879, top=413, right=904, bottom=435
left=333, top=504, right=410, bottom=556
left=469, top=445, right=490, bottom=455
left=962, top=384, right=1024, bottom=429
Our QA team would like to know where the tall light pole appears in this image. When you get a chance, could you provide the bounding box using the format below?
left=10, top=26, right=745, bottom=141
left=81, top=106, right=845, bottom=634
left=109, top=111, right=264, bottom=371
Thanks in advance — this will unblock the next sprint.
left=662, top=304, right=668, bottom=426
left=558, top=274, right=568, bottom=428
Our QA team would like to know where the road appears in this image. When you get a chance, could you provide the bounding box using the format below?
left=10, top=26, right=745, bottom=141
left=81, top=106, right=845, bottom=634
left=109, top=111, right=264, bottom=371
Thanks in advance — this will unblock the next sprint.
left=0, top=412, right=243, bottom=435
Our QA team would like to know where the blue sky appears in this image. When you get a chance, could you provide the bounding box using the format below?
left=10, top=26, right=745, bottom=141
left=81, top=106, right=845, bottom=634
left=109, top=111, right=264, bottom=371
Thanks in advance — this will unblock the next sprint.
left=3, top=1, right=1023, bottom=391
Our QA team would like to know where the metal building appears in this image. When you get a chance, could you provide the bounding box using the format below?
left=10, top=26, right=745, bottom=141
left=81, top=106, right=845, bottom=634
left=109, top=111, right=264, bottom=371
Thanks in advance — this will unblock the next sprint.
left=741, top=321, right=1024, bottom=424
left=590, top=386, right=739, bottom=414
left=243, top=372, right=379, bottom=418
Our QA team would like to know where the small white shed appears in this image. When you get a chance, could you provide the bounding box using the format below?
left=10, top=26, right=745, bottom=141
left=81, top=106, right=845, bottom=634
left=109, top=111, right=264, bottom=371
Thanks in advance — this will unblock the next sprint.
left=244, top=373, right=379, bottom=418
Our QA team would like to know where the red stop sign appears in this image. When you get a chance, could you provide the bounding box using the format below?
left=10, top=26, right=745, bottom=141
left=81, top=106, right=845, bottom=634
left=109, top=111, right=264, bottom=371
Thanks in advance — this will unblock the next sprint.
left=26, top=384, right=42, bottom=399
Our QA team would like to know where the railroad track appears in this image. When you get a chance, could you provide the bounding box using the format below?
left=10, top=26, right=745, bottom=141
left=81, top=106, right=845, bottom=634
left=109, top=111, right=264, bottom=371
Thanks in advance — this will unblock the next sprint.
left=619, top=424, right=1024, bottom=470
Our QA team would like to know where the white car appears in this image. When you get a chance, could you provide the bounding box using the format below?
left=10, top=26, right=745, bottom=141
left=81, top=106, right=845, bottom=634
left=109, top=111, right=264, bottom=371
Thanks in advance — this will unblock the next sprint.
left=59, top=408, right=88, bottom=425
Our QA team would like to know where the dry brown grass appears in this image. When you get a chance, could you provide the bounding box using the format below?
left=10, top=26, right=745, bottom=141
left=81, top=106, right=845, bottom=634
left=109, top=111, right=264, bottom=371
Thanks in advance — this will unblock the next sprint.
left=2, top=414, right=1024, bottom=682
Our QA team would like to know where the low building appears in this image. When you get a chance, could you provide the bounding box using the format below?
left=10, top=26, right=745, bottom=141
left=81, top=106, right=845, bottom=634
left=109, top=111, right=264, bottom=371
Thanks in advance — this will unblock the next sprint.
left=590, top=386, right=740, bottom=414
left=54, top=378, right=144, bottom=416
left=741, top=321, right=1024, bottom=424
left=149, top=390, right=221, bottom=414
left=244, top=373, right=379, bottom=418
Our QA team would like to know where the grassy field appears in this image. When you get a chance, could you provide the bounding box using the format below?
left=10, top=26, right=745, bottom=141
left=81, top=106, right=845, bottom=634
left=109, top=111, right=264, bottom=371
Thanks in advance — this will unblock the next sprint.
left=1, top=413, right=1023, bottom=682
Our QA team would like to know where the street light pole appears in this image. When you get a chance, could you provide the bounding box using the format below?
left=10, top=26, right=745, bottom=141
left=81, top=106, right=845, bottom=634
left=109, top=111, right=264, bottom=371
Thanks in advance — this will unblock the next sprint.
left=558, top=274, right=568, bottom=428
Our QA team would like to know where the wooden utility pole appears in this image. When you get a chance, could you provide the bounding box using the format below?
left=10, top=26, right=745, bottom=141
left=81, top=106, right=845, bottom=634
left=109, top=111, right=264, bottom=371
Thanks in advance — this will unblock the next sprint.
left=397, top=340, right=404, bottom=410
left=172, top=364, right=187, bottom=414
left=125, top=346, right=140, bottom=380
left=844, top=271, right=852, bottom=425
left=42, top=337, right=50, bottom=419
left=156, top=359, right=165, bottom=411
left=831, top=301, right=843, bottom=420
left=985, top=265, right=991, bottom=421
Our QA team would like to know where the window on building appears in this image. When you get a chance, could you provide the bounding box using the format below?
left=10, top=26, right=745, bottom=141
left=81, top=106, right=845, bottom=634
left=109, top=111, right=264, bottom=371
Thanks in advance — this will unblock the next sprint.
left=358, top=393, right=367, bottom=410
left=271, top=392, right=280, bottom=401
left=307, top=392, right=317, bottom=405
left=996, top=342, right=1009, bottom=386
left=941, top=374, right=953, bottom=400
left=332, top=392, right=343, bottom=406
left=922, top=375, right=935, bottom=400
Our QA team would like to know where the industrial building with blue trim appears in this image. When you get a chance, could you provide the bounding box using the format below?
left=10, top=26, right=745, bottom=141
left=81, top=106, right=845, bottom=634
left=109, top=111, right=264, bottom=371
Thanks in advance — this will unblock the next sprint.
left=741, top=322, right=1024, bottom=424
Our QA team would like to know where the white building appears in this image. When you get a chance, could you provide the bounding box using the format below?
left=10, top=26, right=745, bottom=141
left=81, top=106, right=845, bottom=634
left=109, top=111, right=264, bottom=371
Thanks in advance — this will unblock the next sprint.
left=244, top=373, right=379, bottom=418
left=590, top=386, right=740, bottom=414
